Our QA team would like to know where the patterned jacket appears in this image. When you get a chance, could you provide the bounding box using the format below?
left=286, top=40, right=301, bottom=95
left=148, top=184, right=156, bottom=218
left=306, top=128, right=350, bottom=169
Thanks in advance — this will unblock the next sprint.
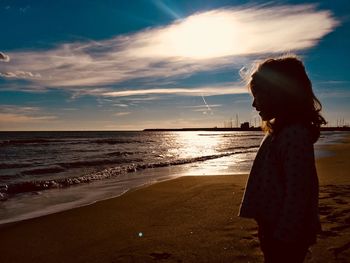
left=239, top=124, right=321, bottom=244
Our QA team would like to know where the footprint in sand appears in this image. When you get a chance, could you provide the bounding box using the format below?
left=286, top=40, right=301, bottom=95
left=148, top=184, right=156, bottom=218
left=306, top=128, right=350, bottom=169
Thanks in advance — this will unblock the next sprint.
left=328, top=241, right=350, bottom=259
left=334, top=198, right=348, bottom=205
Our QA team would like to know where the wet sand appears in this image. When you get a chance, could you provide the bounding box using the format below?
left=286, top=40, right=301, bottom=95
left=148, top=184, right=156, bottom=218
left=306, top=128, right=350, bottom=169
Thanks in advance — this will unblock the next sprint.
left=0, top=134, right=349, bottom=263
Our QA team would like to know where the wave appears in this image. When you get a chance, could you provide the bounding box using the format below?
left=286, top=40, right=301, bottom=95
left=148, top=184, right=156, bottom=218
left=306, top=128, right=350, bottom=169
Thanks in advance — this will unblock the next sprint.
left=20, top=166, right=66, bottom=176
left=222, top=145, right=260, bottom=152
left=105, top=151, right=139, bottom=157
left=0, top=149, right=256, bottom=199
left=90, top=139, right=144, bottom=144
left=0, top=139, right=62, bottom=146
left=16, top=157, right=144, bottom=176
left=0, top=138, right=145, bottom=147
left=0, top=163, right=33, bottom=169
left=59, top=158, right=144, bottom=169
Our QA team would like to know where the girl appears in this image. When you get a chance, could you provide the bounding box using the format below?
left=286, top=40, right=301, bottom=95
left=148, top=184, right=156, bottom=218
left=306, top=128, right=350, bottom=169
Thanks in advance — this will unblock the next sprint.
left=239, top=56, right=326, bottom=263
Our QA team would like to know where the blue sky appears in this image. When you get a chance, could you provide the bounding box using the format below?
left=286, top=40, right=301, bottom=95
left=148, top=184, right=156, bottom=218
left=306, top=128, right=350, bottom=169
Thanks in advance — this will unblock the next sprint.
left=0, top=0, right=349, bottom=130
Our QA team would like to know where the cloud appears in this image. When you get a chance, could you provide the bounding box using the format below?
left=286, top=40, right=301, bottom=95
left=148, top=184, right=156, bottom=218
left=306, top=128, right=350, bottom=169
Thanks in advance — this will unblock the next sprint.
left=0, top=71, right=40, bottom=78
left=123, top=96, right=161, bottom=101
left=0, top=52, right=10, bottom=62
left=184, top=104, right=222, bottom=114
left=0, top=113, right=57, bottom=123
left=183, top=104, right=222, bottom=109
left=101, top=84, right=247, bottom=97
left=0, top=105, right=41, bottom=113
left=113, top=104, right=129, bottom=107
left=19, top=6, right=30, bottom=13
left=317, top=90, right=350, bottom=99
left=0, top=4, right=339, bottom=91
left=114, top=112, right=131, bottom=116
left=62, top=108, right=78, bottom=111
left=128, top=4, right=338, bottom=59
left=0, top=105, right=57, bottom=124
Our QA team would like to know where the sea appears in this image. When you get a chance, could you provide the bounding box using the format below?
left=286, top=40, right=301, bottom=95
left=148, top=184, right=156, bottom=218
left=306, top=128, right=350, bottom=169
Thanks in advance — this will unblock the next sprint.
left=0, top=130, right=346, bottom=224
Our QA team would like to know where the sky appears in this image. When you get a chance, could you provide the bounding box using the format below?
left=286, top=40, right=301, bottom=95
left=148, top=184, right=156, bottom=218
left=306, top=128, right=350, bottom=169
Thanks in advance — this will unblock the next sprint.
left=0, top=0, right=349, bottom=131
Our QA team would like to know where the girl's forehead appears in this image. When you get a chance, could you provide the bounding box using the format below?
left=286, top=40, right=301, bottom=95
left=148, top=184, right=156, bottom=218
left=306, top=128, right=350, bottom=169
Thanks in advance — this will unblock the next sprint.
left=251, top=89, right=260, bottom=98
left=249, top=78, right=259, bottom=95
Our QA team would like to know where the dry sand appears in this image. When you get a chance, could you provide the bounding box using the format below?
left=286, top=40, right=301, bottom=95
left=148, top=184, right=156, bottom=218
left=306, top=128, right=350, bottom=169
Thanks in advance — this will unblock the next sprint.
left=0, top=134, right=349, bottom=263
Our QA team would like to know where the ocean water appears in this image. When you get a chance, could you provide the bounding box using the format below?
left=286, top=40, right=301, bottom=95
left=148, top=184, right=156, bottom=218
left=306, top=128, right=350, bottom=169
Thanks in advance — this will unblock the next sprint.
left=0, top=130, right=345, bottom=224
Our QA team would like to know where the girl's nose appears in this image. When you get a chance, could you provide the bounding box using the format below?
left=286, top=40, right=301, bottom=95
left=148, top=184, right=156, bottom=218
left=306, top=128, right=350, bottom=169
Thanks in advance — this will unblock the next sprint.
left=252, top=98, right=257, bottom=108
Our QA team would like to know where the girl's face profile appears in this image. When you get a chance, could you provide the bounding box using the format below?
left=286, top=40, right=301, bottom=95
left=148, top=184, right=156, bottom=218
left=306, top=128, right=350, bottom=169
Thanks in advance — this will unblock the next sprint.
left=251, top=88, right=275, bottom=121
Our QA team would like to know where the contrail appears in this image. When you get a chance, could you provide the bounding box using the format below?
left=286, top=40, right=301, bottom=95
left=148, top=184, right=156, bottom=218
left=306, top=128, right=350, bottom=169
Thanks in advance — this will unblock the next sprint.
left=201, top=94, right=213, bottom=115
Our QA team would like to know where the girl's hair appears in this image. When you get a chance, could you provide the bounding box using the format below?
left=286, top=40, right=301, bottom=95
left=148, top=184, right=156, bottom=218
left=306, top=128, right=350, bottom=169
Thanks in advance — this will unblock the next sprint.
left=248, top=55, right=326, bottom=142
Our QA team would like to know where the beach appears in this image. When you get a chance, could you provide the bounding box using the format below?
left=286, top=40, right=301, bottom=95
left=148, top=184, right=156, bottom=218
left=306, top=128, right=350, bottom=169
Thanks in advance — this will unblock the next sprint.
left=0, top=134, right=349, bottom=263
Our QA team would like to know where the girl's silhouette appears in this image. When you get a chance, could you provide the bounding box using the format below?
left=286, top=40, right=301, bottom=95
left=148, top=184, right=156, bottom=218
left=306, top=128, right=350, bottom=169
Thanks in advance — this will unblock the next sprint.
left=239, top=56, right=326, bottom=263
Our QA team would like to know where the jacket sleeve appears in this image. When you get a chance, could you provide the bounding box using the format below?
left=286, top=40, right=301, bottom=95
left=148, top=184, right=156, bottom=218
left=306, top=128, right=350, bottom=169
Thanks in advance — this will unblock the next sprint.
left=273, top=126, right=316, bottom=243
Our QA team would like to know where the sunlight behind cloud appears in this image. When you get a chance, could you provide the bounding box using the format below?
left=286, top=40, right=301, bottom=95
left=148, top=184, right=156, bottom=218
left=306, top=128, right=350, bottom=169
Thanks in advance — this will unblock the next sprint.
left=132, top=5, right=338, bottom=60
left=0, top=4, right=339, bottom=89
left=153, top=12, right=243, bottom=59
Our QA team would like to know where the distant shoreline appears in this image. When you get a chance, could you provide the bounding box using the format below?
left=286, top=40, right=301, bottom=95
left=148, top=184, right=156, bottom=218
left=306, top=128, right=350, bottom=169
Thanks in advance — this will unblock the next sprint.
left=144, top=127, right=262, bottom=131
left=0, top=127, right=349, bottom=132
left=143, top=127, right=350, bottom=132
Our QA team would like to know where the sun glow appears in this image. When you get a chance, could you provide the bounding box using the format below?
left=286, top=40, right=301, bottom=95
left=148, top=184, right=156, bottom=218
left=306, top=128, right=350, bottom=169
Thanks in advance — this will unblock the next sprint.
left=131, top=6, right=338, bottom=62
left=161, top=12, right=244, bottom=59
left=1, top=5, right=339, bottom=87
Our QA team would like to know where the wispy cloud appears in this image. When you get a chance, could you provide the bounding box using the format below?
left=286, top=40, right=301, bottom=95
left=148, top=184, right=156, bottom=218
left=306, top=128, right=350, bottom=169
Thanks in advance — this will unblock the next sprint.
left=0, top=113, right=57, bottom=123
left=62, top=108, right=78, bottom=111
left=182, top=103, right=222, bottom=115
left=114, top=112, right=131, bottom=116
left=0, top=105, right=40, bottom=113
left=0, top=52, right=10, bottom=62
left=316, top=80, right=350, bottom=85
left=317, top=90, right=350, bottom=99
left=113, top=104, right=129, bottom=107
left=122, top=96, right=161, bottom=101
left=19, top=6, right=30, bottom=13
left=183, top=104, right=222, bottom=109
left=0, top=71, right=41, bottom=78
left=101, top=84, right=247, bottom=97
left=0, top=4, right=339, bottom=92
left=0, top=105, right=57, bottom=124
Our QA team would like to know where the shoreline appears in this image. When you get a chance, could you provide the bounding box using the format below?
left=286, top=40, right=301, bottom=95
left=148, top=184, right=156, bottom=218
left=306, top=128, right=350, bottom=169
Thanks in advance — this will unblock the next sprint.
left=0, top=148, right=255, bottom=226
left=0, top=134, right=349, bottom=262
left=0, top=131, right=342, bottom=226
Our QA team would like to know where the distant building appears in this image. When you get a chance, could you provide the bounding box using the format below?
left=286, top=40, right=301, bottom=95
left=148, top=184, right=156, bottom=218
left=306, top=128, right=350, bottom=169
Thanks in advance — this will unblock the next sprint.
left=240, top=122, right=250, bottom=129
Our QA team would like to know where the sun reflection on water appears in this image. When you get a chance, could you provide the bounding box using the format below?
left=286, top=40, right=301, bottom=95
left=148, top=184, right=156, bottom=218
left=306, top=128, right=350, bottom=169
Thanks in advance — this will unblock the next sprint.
left=160, top=131, right=260, bottom=175
left=166, top=131, right=224, bottom=159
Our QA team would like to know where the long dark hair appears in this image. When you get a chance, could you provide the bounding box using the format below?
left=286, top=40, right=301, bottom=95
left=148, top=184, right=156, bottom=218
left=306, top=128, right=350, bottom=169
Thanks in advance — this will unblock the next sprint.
left=249, top=56, right=326, bottom=142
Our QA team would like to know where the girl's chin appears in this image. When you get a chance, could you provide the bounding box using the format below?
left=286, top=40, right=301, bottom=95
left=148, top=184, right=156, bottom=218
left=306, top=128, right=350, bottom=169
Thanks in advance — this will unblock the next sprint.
left=259, top=112, right=273, bottom=121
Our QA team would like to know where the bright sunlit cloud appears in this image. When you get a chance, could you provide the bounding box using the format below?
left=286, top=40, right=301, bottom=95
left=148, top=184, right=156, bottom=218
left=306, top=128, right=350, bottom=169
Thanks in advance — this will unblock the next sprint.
left=100, top=84, right=247, bottom=97
left=0, top=4, right=339, bottom=91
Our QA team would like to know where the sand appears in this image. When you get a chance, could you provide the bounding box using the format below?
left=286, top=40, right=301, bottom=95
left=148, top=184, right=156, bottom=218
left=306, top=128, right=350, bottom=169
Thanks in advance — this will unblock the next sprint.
left=0, top=134, right=349, bottom=263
